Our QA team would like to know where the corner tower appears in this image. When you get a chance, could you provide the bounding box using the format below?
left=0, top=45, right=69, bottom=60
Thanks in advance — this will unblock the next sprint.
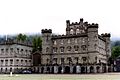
left=87, top=23, right=99, bottom=63
left=41, top=29, right=52, bottom=65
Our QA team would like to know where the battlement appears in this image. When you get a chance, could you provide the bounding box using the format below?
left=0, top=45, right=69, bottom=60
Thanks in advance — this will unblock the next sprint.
left=52, top=33, right=87, bottom=39
left=0, top=39, right=33, bottom=47
left=88, top=23, right=98, bottom=28
left=66, top=18, right=87, bottom=26
left=41, top=29, right=52, bottom=33
left=101, top=33, right=111, bottom=37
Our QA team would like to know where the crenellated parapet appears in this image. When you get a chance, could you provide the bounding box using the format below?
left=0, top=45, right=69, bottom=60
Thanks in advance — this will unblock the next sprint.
left=101, top=33, right=111, bottom=37
left=41, top=29, right=52, bottom=33
left=88, top=23, right=98, bottom=28
left=66, top=18, right=86, bottom=26
left=52, top=33, right=87, bottom=39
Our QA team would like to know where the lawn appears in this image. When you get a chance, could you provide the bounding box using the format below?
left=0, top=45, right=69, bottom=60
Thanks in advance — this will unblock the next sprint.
left=0, top=73, right=120, bottom=80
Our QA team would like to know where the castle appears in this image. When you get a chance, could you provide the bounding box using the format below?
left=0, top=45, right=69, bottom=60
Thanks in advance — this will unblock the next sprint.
left=33, top=18, right=111, bottom=73
left=0, top=18, right=112, bottom=74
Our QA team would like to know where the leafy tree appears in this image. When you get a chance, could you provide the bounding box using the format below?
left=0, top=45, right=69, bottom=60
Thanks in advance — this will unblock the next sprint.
left=111, top=46, right=120, bottom=59
left=17, top=33, right=27, bottom=42
left=32, top=36, right=42, bottom=52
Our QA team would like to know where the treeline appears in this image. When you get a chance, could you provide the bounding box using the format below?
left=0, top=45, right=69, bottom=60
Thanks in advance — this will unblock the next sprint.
left=0, top=33, right=42, bottom=53
left=111, top=40, right=120, bottom=59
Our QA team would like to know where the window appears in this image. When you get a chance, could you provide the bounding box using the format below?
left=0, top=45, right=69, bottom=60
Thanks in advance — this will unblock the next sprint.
left=82, top=38, right=85, bottom=43
left=10, top=48, right=13, bottom=53
left=25, top=50, right=28, bottom=53
left=82, top=57, right=87, bottom=62
left=10, top=59, right=13, bottom=65
left=67, top=57, right=72, bottom=64
left=21, top=49, right=23, bottom=54
left=61, top=58, right=64, bottom=64
left=68, top=39, right=70, bottom=44
left=16, top=59, right=19, bottom=65
left=6, top=48, right=8, bottom=53
left=81, top=45, right=87, bottom=51
left=75, top=39, right=77, bottom=43
left=74, top=57, right=79, bottom=64
left=53, top=47, right=57, bottom=53
left=61, top=40, right=63, bottom=44
left=1, top=49, right=4, bottom=53
left=70, top=29, right=74, bottom=34
left=5, top=60, right=8, bottom=66
left=53, top=58, right=57, bottom=64
left=67, top=46, right=71, bottom=51
left=60, top=47, right=64, bottom=53
left=21, top=60, right=23, bottom=65
left=74, top=45, right=79, bottom=51
left=54, top=40, right=57, bottom=45
left=95, top=56, right=97, bottom=63
left=17, top=48, right=19, bottom=53
left=29, top=60, right=31, bottom=62
left=1, top=60, right=4, bottom=66
left=76, top=29, right=80, bottom=34
left=29, top=50, right=31, bottom=53
left=46, top=47, right=49, bottom=53
left=46, top=58, right=49, bottom=64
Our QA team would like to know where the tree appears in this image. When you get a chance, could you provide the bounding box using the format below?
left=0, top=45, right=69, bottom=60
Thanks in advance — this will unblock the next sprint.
left=111, top=46, right=120, bottom=59
left=17, top=33, right=27, bottom=42
left=32, top=36, right=42, bottom=52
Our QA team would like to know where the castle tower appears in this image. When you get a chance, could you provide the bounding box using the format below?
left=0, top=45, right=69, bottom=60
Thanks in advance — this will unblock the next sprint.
left=41, top=29, right=53, bottom=65
left=87, top=23, right=99, bottom=63
left=101, top=33, right=111, bottom=58
left=66, top=18, right=87, bottom=35
left=66, top=20, right=70, bottom=35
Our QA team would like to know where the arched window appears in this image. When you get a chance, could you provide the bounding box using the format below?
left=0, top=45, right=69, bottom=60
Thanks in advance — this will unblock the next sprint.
left=70, top=29, right=74, bottom=35
left=76, top=29, right=80, bottom=34
left=53, top=47, right=57, bottom=53
left=74, top=45, right=79, bottom=51
left=46, top=47, right=49, bottom=53
left=60, top=47, right=64, bottom=53
left=67, top=46, right=72, bottom=51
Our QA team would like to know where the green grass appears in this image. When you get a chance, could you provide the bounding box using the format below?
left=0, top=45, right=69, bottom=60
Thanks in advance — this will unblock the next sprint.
left=0, top=73, right=120, bottom=80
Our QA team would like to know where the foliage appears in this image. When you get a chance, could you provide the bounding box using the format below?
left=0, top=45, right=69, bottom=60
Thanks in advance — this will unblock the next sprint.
left=111, top=46, right=120, bottom=59
left=32, top=36, right=42, bottom=52
left=17, top=33, right=27, bottom=42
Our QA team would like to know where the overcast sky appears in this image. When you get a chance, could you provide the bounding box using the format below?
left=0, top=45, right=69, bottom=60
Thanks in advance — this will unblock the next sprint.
left=0, top=0, right=120, bottom=40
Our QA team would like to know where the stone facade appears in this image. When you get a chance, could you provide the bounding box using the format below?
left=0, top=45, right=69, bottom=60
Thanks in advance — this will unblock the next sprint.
left=0, top=40, right=32, bottom=73
left=33, top=18, right=111, bottom=74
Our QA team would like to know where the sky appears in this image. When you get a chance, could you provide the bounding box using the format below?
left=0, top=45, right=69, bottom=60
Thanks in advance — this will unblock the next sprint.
left=0, top=0, right=120, bottom=40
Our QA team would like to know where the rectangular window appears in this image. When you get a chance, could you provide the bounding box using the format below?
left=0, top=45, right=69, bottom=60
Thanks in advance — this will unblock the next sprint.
left=10, top=59, right=13, bottom=65
left=60, top=47, right=64, bottom=53
left=10, top=48, right=13, bottom=53
left=53, top=47, right=57, bottom=53
left=61, top=58, right=64, bottom=64
left=1, top=49, right=4, bottom=53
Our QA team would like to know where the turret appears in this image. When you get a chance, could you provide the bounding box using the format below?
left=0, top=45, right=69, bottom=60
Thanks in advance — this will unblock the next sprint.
left=101, top=33, right=111, bottom=58
left=87, top=23, right=99, bottom=63
left=41, top=29, right=53, bottom=65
